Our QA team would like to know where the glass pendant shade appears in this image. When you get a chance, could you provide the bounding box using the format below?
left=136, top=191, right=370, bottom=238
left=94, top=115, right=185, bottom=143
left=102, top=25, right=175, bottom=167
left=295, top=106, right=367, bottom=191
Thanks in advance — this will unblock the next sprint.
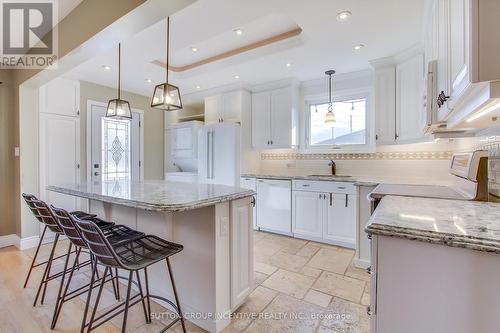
left=325, top=110, right=336, bottom=123
left=106, top=98, right=132, bottom=119
left=151, top=82, right=182, bottom=110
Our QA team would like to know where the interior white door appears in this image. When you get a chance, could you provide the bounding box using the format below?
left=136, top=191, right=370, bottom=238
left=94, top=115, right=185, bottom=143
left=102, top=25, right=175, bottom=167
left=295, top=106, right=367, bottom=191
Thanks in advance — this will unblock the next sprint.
left=39, top=113, right=80, bottom=238
left=90, top=103, right=141, bottom=183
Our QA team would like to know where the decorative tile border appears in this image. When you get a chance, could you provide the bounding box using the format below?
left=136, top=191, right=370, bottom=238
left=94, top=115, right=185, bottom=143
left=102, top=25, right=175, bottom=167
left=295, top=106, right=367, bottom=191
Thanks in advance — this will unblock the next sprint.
left=261, top=151, right=453, bottom=161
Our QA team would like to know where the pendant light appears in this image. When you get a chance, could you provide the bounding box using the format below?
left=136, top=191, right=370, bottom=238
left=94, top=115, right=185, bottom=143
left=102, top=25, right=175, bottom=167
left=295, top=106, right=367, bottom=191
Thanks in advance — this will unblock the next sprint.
left=324, top=70, right=336, bottom=124
left=106, top=43, right=132, bottom=119
left=151, top=16, right=182, bottom=111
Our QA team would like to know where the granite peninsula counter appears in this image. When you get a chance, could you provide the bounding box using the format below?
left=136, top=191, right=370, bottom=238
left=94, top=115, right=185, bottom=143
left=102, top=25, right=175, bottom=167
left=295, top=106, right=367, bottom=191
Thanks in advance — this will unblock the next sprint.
left=364, top=195, right=500, bottom=333
left=48, top=180, right=256, bottom=333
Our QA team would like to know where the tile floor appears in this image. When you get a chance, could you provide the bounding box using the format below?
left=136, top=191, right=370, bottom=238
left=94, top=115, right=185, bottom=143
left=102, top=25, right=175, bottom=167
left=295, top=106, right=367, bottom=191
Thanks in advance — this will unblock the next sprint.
left=0, top=231, right=370, bottom=333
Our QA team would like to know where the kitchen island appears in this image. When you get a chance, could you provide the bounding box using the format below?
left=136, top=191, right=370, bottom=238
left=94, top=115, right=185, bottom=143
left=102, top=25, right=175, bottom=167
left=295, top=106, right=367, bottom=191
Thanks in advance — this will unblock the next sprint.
left=366, top=195, right=500, bottom=333
left=48, top=180, right=255, bottom=333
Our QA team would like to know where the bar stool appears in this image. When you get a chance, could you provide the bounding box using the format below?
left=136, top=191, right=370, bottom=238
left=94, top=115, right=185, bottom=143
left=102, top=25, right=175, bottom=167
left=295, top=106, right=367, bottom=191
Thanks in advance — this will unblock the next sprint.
left=49, top=205, right=146, bottom=330
left=21, top=193, right=99, bottom=290
left=22, top=194, right=116, bottom=307
left=74, top=217, right=187, bottom=333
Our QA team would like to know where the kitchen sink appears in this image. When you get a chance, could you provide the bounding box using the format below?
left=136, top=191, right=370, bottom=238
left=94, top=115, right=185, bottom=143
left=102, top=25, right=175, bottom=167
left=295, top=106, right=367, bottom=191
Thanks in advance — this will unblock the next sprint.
left=308, top=174, right=352, bottom=178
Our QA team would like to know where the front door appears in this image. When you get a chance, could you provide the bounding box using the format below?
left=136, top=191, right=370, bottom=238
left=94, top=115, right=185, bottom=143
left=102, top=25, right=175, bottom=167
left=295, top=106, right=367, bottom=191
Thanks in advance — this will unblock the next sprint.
left=90, top=102, right=141, bottom=183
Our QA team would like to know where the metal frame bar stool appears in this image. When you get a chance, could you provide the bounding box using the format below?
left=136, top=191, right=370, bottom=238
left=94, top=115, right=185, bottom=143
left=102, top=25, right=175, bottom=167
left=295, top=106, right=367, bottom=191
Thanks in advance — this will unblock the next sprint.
left=21, top=193, right=108, bottom=306
left=21, top=193, right=98, bottom=290
left=50, top=205, right=146, bottom=330
left=74, top=217, right=187, bottom=333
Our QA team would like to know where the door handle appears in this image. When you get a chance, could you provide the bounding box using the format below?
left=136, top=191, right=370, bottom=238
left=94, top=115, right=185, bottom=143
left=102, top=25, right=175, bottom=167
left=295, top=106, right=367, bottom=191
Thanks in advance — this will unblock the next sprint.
left=94, top=171, right=99, bottom=176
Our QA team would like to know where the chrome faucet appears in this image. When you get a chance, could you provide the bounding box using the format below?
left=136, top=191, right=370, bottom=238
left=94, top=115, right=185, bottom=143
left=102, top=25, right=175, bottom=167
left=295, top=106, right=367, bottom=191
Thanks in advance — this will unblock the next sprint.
left=328, top=160, right=336, bottom=176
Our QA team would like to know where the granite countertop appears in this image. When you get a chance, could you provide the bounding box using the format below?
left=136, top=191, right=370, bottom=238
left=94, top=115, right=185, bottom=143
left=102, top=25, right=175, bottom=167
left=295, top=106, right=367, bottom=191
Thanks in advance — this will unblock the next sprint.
left=366, top=195, right=500, bottom=253
left=48, top=180, right=255, bottom=212
left=241, top=173, right=453, bottom=187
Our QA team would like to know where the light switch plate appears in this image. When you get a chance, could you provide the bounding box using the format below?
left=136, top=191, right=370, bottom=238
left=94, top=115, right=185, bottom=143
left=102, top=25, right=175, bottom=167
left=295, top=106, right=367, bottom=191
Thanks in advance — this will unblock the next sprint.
left=14, top=147, right=20, bottom=157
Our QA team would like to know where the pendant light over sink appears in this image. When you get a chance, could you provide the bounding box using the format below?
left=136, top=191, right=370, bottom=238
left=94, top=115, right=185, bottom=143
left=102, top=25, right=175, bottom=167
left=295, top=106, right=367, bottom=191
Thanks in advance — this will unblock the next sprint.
left=151, top=16, right=182, bottom=111
left=324, top=70, right=336, bottom=124
left=106, top=43, right=132, bottom=119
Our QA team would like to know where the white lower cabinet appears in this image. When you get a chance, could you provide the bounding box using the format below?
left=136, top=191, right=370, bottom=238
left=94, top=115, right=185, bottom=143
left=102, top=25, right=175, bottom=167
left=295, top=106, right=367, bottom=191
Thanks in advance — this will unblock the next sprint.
left=324, top=193, right=357, bottom=248
left=292, top=191, right=325, bottom=239
left=240, top=177, right=258, bottom=230
left=230, top=197, right=254, bottom=310
left=292, top=181, right=357, bottom=248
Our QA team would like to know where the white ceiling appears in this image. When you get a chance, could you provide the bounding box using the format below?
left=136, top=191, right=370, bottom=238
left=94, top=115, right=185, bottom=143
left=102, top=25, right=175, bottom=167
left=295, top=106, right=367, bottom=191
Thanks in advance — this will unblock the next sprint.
left=64, top=0, right=426, bottom=104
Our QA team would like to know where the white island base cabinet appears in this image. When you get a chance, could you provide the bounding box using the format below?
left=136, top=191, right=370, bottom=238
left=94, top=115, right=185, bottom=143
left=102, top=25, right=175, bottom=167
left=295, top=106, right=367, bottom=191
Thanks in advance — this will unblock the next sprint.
left=370, top=235, right=500, bottom=333
left=88, top=197, right=254, bottom=333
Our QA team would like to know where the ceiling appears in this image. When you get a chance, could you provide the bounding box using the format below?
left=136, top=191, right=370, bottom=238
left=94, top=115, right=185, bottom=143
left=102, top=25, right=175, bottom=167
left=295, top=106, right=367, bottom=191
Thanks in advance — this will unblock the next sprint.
left=64, top=0, right=426, bottom=104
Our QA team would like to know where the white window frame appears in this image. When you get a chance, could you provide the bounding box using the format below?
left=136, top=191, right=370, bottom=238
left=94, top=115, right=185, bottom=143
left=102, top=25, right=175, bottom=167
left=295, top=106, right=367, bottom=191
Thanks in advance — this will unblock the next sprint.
left=304, top=89, right=375, bottom=152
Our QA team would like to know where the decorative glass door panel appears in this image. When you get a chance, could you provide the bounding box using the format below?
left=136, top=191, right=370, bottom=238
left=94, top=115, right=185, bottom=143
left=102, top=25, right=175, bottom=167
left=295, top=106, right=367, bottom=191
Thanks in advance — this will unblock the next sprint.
left=101, top=118, right=131, bottom=181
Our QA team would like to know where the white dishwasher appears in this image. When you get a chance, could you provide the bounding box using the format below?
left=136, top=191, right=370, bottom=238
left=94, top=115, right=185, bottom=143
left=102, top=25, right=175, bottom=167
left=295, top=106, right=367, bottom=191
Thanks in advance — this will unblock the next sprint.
left=256, top=178, right=292, bottom=236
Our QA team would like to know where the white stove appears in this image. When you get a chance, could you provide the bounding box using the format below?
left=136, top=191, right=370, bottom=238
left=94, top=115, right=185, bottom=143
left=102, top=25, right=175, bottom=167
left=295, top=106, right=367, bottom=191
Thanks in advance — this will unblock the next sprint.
left=369, top=150, right=489, bottom=205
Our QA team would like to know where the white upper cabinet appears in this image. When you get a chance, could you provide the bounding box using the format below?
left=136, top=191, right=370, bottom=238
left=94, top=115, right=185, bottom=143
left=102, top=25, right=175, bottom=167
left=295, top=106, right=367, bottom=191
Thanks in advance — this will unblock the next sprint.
left=447, top=0, right=469, bottom=111
left=371, top=51, right=425, bottom=145
left=425, top=0, right=500, bottom=124
left=372, top=63, right=397, bottom=144
left=204, top=95, right=222, bottom=124
left=252, top=86, right=298, bottom=149
left=251, top=91, right=271, bottom=148
left=396, top=53, right=425, bottom=142
left=204, top=90, right=250, bottom=124
left=39, top=78, right=80, bottom=117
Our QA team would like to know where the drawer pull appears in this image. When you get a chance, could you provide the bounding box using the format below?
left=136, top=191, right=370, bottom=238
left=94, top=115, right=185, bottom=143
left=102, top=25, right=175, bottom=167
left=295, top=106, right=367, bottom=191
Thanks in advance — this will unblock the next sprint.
left=338, top=186, right=346, bottom=189
left=302, top=184, right=310, bottom=187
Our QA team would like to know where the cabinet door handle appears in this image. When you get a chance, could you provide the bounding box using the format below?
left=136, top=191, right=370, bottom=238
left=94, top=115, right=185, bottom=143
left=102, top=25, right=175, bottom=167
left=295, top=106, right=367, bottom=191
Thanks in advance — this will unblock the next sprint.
left=319, top=193, right=322, bottom=199
left=329, top=193, right=332, bottom=206
left=345, top=194, right=348, bottom=207
left=270, top=140, right=273, bottom=145
left=251, top=196, right=256, bottom=207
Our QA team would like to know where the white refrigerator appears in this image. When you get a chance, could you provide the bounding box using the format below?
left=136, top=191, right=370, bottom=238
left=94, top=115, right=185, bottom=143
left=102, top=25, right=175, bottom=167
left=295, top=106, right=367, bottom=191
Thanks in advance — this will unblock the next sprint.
left=198, top=123, right=240, bottom=187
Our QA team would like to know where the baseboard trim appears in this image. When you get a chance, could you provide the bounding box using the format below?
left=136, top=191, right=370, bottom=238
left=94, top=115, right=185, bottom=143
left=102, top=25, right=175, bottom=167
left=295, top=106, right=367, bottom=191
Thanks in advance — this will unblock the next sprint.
left=18, top=235, right=41, bottom=250
left=0, top=234, right=19, bottom=249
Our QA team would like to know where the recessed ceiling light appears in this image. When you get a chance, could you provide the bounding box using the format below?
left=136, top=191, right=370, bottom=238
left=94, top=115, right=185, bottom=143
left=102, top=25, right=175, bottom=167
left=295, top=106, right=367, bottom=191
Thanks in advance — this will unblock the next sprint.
left=286, top=63, right=292, bottom=68
left=196, top=85, right=201, bottom=89
left=234, top=28, right=243, bottom=35
left=191, top=46, right=198, bottom=52
left=102, top=65, right=111, bottom=70
left=146, top=79, right=152, bottom=83
left=233, top=75, right=240, bottom=79
left=336, top=10, right=352, bottom=21
left=353, top=44, right=365, bottom=50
